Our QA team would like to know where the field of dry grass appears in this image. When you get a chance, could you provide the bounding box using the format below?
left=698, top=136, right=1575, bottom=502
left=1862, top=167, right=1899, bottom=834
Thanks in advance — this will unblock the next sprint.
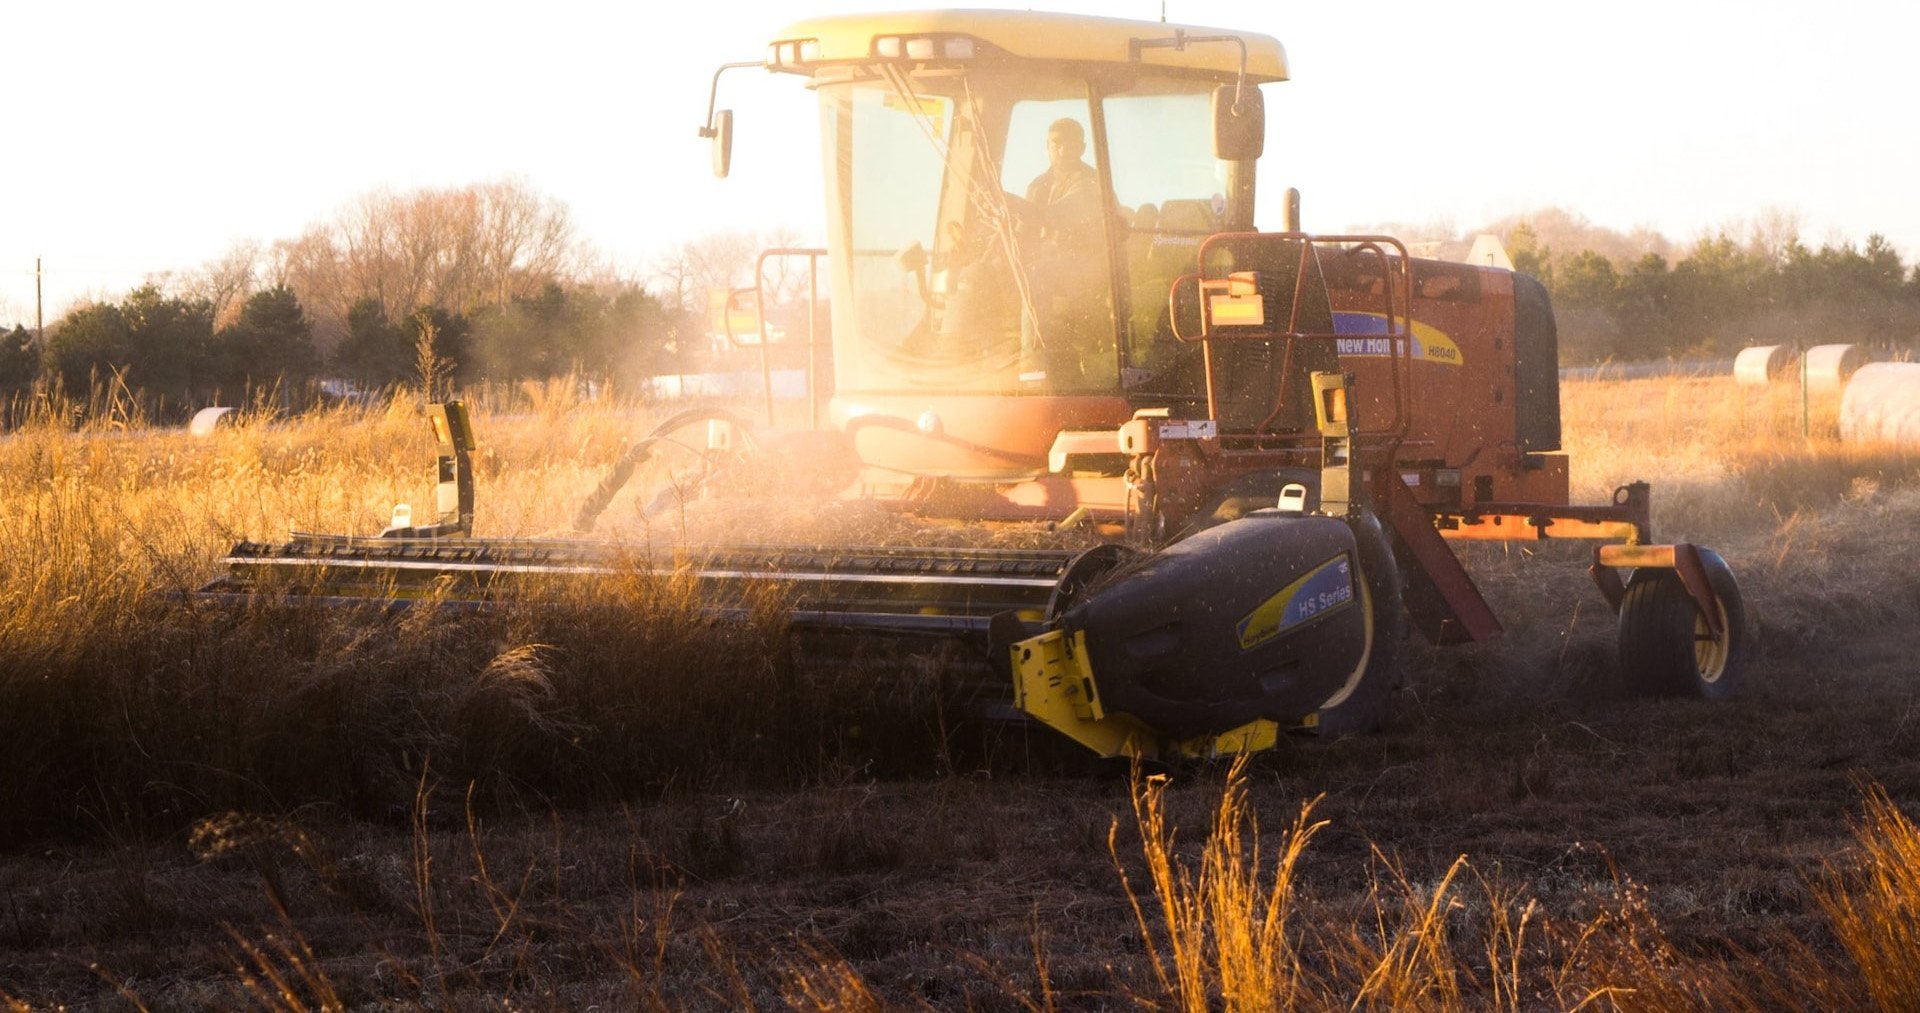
left=3, top=372, right=1920, bottom=1008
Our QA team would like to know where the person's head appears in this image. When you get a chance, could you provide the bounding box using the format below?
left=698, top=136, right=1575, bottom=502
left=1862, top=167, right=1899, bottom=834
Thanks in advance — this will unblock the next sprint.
left=1046, top=118, right=1086, bottom=170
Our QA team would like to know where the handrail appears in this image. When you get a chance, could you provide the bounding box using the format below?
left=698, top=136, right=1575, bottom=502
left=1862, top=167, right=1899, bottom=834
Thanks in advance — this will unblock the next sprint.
left=722, top=247, right=830, bottom=428
left=755, top=247, right=828, bottom=430
left=1166, top=232, right=1416, bottom=445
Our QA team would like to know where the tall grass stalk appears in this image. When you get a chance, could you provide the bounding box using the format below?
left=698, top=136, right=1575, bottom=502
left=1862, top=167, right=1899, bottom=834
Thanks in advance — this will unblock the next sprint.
left=1817, top=780, right=1920, bottom=1011
left=1116, top=759, right=1330, bottom=1011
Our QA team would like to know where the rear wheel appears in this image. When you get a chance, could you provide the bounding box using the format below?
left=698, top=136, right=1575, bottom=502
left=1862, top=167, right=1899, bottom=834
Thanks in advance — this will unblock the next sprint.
left=1303, top=510, right=1404, bottom=737
left=1617, top=549, right=1748, bottom=699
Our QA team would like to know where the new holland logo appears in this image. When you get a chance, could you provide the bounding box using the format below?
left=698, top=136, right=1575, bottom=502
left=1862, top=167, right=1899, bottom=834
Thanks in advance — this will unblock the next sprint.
left=1331, top=312, right=1464, bottom=366
left=1235, top=555, right=1356, bottom=651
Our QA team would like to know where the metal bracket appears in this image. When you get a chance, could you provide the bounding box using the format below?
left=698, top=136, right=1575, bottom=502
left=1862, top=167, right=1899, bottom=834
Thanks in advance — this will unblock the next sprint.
left=382, top=401, right=475, bottom=539
left=1311, top=370, right=1356, bottom=519
left=1011, top=629, right=1144, bottom=758
left=1591, top=543, right=1725, bottom=638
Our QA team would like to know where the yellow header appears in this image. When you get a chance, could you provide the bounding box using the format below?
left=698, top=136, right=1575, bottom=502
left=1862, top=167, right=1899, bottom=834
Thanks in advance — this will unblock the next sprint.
left=769, top=9, right=1288, bottom=82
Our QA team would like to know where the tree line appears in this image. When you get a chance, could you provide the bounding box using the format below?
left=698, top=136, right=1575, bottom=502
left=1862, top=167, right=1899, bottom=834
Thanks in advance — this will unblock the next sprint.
left=3, top=181, right=794, bottom=420
left=16, top=280, right=689, bottom=417
left=10, top=191, right=1918, bottom=417
left=1449, top=208, right=1920, bottom=362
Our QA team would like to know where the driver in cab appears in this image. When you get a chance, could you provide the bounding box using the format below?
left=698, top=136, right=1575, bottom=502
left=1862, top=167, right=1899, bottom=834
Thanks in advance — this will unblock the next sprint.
left=1018, top=118, right=1110, bottom=387
left=1025, top=118, right=1101, bottom=241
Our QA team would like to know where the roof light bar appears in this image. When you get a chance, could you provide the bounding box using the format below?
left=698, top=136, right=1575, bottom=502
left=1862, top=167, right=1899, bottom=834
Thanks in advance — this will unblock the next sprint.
left=870, top=34, right=980, bottom=62
left=765, top=37, right=822, bottom=69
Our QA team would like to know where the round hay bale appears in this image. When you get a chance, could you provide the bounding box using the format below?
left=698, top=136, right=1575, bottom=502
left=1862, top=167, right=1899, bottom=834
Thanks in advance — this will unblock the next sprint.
left=1804, top=343, right=1869, bottom=397
left=188, top=405, right=236, bottom=437
left=1839, top=363, right=1920, bottom=446
left=1733, top=344, right=1793, bottom=386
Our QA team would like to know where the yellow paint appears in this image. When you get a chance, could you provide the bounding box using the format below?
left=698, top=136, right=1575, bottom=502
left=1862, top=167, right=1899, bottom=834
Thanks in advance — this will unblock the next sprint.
left=708, top=287, right=760, bottom=343
left=1011, top=628, right=1288, bottom=760
left=882, top=93, right=947, bottom=134
left=1235, top=555, right=1351, bottom=651
left=1336, top=313, right=1465, bottom=366
left=1208, top=293, right=1266, bottom=327
left=1171, top=720, right=1281, bottom=758
left=1011, top=629, right=1147, bottom=758
left=770, top=11, right=1288, bottom=81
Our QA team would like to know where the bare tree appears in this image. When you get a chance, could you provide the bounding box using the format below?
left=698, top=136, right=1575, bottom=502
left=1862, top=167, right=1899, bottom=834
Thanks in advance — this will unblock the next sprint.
left=650, top=227, right=820, bottom=313
left=1741, top=206, right=1806, bottom=267
left=273, top=228, right=352, bottom=348
left=1484, top=208, right=1673, bottom=271
left=172, top=240, right=266, bottom=329
left=652, top=230, right=761, bottom=312
left=276, top=179, right=582, bottom=348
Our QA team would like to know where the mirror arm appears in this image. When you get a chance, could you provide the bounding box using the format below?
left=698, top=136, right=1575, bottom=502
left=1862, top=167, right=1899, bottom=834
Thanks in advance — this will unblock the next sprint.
left=700, top=61, right=765, bottom=137
left=1128, top=32, right=1250, bottom=113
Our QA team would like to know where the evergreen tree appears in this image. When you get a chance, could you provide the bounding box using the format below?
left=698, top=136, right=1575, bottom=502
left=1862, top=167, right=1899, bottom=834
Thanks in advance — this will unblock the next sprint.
left=1556, top=251, right=1619, bottom=310
left=329, top=298, right=412, bottom=387
left=1612, top=254, right=1672, bottom=360
left=43, top=286, right=215, bottom=407
left=405, top=305, right=469, bottom=393
left=1509, top=222, right=1553, bottom=287
left=0, top=325, right=35, bottom=394
left=214, top=285, right=318, bottom=395
left=44, top=301, right=133, bottom=397
left=120, top=285, right=216, bottom=404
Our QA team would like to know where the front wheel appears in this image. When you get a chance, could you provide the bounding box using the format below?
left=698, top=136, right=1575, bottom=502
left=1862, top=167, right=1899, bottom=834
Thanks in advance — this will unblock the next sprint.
left=1616, top=549, right=1749, bottom=699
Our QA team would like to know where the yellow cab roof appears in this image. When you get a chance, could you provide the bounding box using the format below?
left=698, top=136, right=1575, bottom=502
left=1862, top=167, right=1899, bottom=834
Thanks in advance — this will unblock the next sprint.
left=770, top=9, right=1288, bottom=82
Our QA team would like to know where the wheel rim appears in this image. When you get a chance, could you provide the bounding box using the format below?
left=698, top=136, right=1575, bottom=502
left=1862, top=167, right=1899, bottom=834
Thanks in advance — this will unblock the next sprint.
left=1694, top=597, right=1731, bottom=683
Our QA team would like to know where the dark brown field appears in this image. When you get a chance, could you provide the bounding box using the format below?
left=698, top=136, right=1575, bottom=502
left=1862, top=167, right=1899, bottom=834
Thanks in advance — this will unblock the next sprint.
left=4, top=376, right=1920, bottom=1009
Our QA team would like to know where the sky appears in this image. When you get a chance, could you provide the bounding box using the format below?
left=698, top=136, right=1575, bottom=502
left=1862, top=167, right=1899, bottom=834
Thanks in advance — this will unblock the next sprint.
left=6, top=0, right=1917, bottom=327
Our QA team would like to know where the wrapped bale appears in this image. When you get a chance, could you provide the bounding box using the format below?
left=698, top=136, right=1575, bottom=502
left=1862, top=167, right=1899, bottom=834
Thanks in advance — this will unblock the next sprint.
left=188, top=406, right=236, bottom=437
left=1733, top=344, right=1793, bottom=386
left=1805, top=343, right=1869, bottom=397
left=1839, top=363, right=1920, bottom=445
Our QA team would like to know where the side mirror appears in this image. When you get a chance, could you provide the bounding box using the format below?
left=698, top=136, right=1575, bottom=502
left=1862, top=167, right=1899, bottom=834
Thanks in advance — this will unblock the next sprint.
left=710, top=109, right=734, bottom=178
left=1211, top=84, right=1263, bottom=161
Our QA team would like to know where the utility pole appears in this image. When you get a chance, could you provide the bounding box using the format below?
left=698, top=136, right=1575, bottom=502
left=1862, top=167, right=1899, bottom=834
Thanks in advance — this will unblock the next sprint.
left=35, top=257, right=43, bottom=347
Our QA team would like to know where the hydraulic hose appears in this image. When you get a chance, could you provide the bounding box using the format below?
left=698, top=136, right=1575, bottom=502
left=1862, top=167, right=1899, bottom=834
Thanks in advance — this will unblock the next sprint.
left=572, top=408, right=756, bottom=533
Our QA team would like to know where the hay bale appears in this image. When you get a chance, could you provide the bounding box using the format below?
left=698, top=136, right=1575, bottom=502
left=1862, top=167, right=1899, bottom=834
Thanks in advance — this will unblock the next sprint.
left=1805, top=343, right=1869, bottom=397
left=188, top=406, right=236, bottom=437
left=1733, top=344, right=1793, bottom=386
left=1839, top=363, right=1920, bottom=445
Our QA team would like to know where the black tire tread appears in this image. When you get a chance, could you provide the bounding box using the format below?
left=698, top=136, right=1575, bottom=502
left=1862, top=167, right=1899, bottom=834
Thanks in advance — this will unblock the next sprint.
left=1617, top=551, right=1747, bottom=700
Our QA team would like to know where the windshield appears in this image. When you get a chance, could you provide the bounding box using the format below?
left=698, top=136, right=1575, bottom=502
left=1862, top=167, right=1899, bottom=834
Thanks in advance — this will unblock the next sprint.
left=820, top=65, right=1113, bottom=395
left=1103, top=83, right=1232, bottom=379
left=817, top=65, right=1233, bottom=396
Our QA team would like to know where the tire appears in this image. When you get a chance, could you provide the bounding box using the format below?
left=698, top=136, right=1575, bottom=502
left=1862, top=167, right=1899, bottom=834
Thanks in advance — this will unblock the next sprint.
left=1303, top=509, right=1405, bottom=737
left=1616, top=549, right=1748, bottom=699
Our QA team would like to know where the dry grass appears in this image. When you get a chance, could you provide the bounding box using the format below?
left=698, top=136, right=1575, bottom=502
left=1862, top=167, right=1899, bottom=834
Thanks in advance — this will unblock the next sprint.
left=1817, top=780, right=1920, bottom=1011
left=1559, top=374, right=1920, bottom=522
left=1110, top=758, right=1863, bottom=1012
left=10, top=748, right=1900, bottom=1009
left=3, top=370, right=1920, bottom=1005
left=0, top=380, right=978, bottom=844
